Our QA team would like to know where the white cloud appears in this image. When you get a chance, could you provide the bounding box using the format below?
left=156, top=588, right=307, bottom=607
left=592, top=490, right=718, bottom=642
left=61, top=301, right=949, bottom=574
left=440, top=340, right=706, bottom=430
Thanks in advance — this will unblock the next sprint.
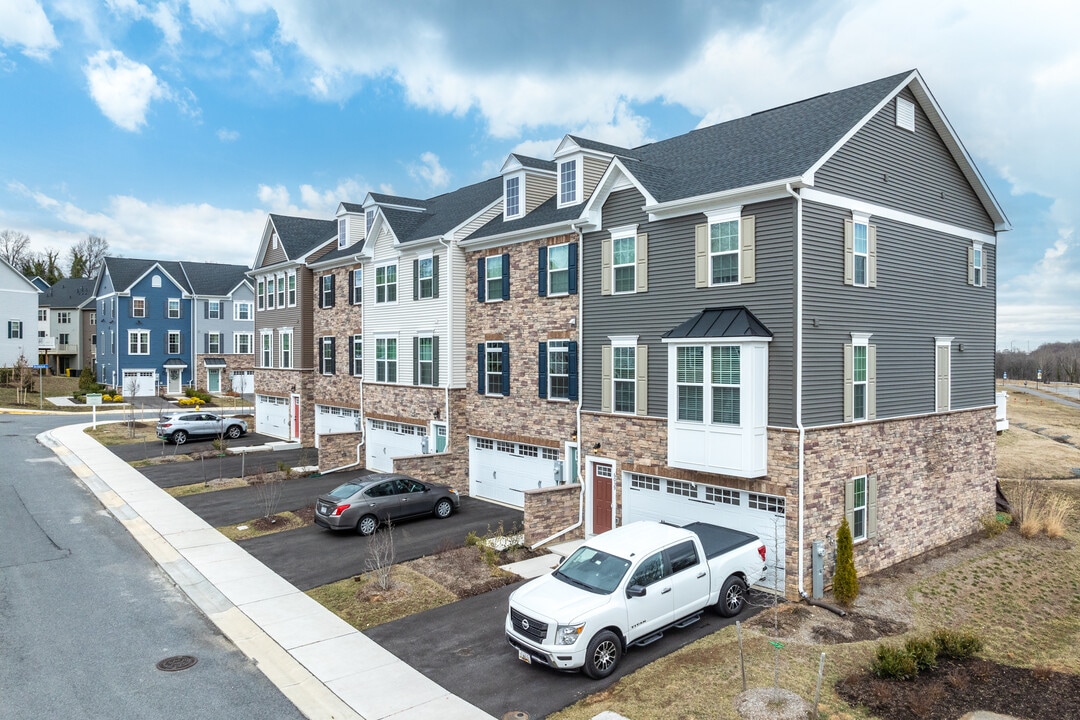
left=0, top=0, right=59, bottom=59
left=216, top=128, right=240, bottom=142
left=257, top=178, right=368, bottom=216
left=83, top=50, right=168, bottom=131
left=407, top=152, right=450, bottom=190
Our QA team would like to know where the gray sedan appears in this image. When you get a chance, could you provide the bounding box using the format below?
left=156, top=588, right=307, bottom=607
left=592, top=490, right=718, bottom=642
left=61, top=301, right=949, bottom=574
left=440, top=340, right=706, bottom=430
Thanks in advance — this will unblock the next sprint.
left=314, top=473, right=460, bottom=536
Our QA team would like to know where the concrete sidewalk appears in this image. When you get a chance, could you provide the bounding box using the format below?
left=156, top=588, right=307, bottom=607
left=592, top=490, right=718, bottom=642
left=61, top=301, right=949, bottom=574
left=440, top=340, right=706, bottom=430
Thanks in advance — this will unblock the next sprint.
left=42, top=422, right=495, bottom=720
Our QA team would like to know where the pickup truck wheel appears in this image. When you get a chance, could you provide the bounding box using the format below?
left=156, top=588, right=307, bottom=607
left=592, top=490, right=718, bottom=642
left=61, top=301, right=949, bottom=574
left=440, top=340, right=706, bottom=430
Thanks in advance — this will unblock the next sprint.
left=583, top=630, right=621, bottom=679
left=226, top=424, right=242, bottom=439
left=716, top=576, right=748, bottom=617
left=357, top=515, right=379, bottom=536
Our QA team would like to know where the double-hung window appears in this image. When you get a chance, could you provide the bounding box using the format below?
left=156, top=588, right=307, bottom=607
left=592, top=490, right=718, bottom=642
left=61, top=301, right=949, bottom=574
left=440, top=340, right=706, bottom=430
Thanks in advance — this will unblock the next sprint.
left=208, top=332, right=221, bottom=354
left=853, top=222, right=869, bottom=286
left=484, top=341, right=505, bottom=395
left=846, top=474, right=877, bottom=542
left=545, top=244, right=570, bottom=295
left=277, top=273, right=286, bottom=307
left=320, top=275, right=335, bottom=308
left=559, top=159, right=577, bottom=206
left=376, top=265, right=397, bottom=303
left=673, top=345, right=741, bottom=425
left=376, top=337, right=397, bottom=382
left=338, top=218, right=347, bottom=248
left=844, top=333, right=875, bottom=423
left=712, top=346, right=741, bottom=424
left=235, top=333, right=252, bottom=354
left=417, top=257, right=434, bottom=299
left=710, top=220, right=739, bottom=285
left=287, top=272, right=296, bottom=306
left=257, top=280, right=265, bottom=310
left=168, top=331, right=181, bottom=355
left=57, top=311, right=71, bottom=324
left=365, top=209, right=375, bottom=233
left=505, top=175, right=521, bottom=218
left=321, top=336, right=335, bottom=374
left=613, top=235, right=636, bottom=293
left=351, top=334, right=362, bottom=376
left=483, top=255, right=505, bottom=302
left=970, top=244, right=984, bottom=287
left=267, top=277, right=275, bottom=309
left=851, top=476, right=867, bottom=540
left=235, top=302, right=251, bottom=321
left=260, top=332, right=272, bottom=367
left=132, top=298, right=146, bottom=318
left=129, top=330, right=149, bottom=355
left=207, top=301, right=220, bottom=319
left=845, top=214, right=876, bottom=287
left=8, top=320, right=22, bottom=339
left=613, top=346, right=636, bottom=414
left=168, top=299, right=181, bottom=319
left=852, top=345, right=867, bottom=420
left=351, top=268, right=363, bottom=304
left=417, top=336, right=434, bottom=385
left=547, top=340, right=569, bottom=400
left=676, top=346, right=703, bottom=422
left=280, top=331, right=292, bottom=368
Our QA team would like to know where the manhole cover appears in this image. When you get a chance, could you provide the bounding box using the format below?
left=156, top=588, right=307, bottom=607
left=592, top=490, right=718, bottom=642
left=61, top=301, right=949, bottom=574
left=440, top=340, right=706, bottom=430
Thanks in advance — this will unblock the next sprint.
left=156, top=655, right=198, bottom=672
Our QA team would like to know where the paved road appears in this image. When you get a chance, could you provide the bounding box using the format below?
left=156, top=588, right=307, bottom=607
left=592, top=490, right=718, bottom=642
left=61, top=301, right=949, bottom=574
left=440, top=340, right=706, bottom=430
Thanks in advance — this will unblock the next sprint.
left=366, top=581, right=765, bottom=719
left=0, top=413, right=304, bottom=720
left=239, top=497, right=523, bottom=591
left=1005, top=383, right=1080, bottom=409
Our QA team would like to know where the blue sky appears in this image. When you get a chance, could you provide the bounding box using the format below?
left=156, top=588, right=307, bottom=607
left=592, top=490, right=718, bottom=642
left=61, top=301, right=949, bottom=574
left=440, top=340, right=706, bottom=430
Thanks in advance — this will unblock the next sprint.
left=1, top=1, right=1076, bottom=351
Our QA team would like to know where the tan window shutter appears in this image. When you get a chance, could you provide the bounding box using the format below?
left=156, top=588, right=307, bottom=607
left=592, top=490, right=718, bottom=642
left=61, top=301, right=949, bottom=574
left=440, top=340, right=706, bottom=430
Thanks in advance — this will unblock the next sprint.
left=695, top=224, right=708, bottom=288
left=844, top=476, right=855, bottom=529
left=866, top=474, right=878, bottom=538
left=740, top=215, right=756, bottom=284
left=601, top=236, right=612, bottom=296
left=868, top=224, right=878, bottom=287
left=936, top=344, right=950, bottom=412
left=867, top=344, right=877, bottom=420
left=843, top=219, right=854, bottom=285
left=635, top=344, right=648, bottom=415
left=636, top=233, right=648, bottom=293
left=967, top=246, right=975, bottom=285
left=601, top=344, right=612, bottom=412
left=843, top=343, right=853, bottom=422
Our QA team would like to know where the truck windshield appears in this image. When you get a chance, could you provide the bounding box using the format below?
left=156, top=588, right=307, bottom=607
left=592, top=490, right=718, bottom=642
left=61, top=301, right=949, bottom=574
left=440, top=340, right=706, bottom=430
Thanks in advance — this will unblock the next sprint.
left=554, top=546, right=631, bottom=594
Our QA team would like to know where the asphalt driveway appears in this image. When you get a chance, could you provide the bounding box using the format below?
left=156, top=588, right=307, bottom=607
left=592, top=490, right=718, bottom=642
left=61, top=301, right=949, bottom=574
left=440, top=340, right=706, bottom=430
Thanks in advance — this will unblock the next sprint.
left=139, top=447, right=314, bottom=488
left=365, top=582, right=765, bottom=719
left=239, top=496, right=522, bottom=591
left=176, top=472, right=362, bottom=526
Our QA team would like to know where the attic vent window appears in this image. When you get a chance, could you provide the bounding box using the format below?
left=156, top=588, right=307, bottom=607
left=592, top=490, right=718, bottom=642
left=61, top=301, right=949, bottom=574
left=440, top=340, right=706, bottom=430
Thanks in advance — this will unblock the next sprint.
left=896, top=97, right=915, bottom=132
left=338, top=218, right=347, bottom=248
left=152, top=275, right=162, bottom=288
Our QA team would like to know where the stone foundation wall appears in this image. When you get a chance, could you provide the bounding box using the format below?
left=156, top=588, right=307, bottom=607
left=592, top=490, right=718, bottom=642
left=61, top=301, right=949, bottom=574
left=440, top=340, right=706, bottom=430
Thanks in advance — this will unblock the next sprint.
left=393, top=450, right=470, bottom=494
left=523, top=484, right=584, bottom=546
left=253, top=368, right=315, bottom=445
left=318, top=432, right=364, bottom=472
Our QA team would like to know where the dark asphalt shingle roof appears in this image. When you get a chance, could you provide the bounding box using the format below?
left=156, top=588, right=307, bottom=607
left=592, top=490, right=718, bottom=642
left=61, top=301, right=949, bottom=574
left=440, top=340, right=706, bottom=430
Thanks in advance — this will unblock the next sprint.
left=97, top=257, right=190, bottom=295
left=268, top=214, right=337, bottom=261
left=511, top=154, right=556, bottom=172
left=368, top=193, right=426, bottom=209
left=380, top=177, right=503, bottom=245
left=662, top=307, right=773, bottom=340
left=181, top=261, right=251, bottom=296
left=38, top=277, right=96, bottom=308
left=340, top=202, right=364, bottom=213
left=468, top=195, right=585, bottom=241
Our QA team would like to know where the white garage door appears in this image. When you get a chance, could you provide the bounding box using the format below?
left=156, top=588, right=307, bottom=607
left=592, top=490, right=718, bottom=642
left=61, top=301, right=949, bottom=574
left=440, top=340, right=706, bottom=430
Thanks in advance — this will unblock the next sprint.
left=256, top=394, right=291, bottom=440
left=315, top=405, right=360, bottom=448
left=231, top=370, right=254, bottom=394
left=622, top=472, right=786, bottom=593
left=366, top=419, right=428, bottom=473
left=121, top=369, right=156, bottom=397
left=469, top=437, right=561, bottom=508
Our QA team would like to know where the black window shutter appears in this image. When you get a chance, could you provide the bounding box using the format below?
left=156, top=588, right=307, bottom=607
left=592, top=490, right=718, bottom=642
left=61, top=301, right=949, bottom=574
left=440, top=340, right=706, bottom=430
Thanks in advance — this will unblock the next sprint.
left=413, top=259, right=419, bottom=301
left=329, top=337, right=336, bottom=373
left=318, top=338, right=323, bottom=370
left=203, top=333, right=208, bottom=353
left=537, top=247, right=547, bottom=297
left=477, top=258, right=486, bottom=302
left=568, top=341, right=579, bottom=400
left=501, top=253, right=510, bottom=300
left=329, top=275, right=335, bottom=308
left=476, top=343, right=484, bottom=394
left=432, top=335, right=440, bottom=385
left=538, top=342, right=547, bottom=398
left=204, top=301, right=209, bottom=319
left=501, top=342, right=511, bottom=396
left=348, top=270, right=354, bottom=302
left=413, top=336, right=419, bottom=385
left=568, top=242, right=578, bottom=294
left=433, top=256, right=440, bottom=298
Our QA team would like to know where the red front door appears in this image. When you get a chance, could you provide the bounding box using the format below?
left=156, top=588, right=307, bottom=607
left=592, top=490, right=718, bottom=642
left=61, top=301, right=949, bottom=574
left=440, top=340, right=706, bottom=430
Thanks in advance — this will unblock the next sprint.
left=292, top=395, right=300, bottom=439
left=592, top=463, right=613, bottom=534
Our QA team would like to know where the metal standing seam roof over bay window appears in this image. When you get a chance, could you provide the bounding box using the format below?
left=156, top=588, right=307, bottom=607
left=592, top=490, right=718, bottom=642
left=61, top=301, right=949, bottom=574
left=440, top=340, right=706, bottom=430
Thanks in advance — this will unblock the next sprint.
left=661, top=306, right=773, bottom=341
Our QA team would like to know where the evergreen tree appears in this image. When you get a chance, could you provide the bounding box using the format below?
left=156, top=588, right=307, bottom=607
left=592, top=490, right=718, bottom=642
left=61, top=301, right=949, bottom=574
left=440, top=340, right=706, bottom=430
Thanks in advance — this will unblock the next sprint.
left=832, top=517, right=859, bottom=604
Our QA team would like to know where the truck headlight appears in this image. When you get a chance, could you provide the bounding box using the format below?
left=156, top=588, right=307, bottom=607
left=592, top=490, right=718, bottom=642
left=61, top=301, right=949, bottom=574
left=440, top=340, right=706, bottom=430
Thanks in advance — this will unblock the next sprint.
left=555, top=623, right=585, bottom=645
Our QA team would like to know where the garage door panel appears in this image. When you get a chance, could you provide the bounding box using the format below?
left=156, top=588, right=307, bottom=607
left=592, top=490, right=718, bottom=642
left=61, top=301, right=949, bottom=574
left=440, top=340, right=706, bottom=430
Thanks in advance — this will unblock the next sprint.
left=623, top=474, right=785, bottom=593
left=315, top=406, right=360, bottom=449
left=256, top=395, right=290, bottom=440
left=122, top=370, right=155, bottom=397
left=469, top=438, right=560, bottom=509
left=366, top=420, right=427, bottom=473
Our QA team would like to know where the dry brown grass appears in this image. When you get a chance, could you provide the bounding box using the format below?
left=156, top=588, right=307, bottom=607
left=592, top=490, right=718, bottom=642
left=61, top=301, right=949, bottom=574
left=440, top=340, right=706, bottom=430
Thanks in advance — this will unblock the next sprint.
left=84, top=421, right=162, bottom=445
left=216, top=510, right=308, bottom=541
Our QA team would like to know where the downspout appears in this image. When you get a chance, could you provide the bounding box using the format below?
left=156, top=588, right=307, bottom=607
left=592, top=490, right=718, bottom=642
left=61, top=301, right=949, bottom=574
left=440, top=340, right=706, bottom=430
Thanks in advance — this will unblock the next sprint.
left=786, top=183, right=808, bottom=599
left=190, top=292, right=198, bottom=395
left=531, top=222, right=586, bottom=549
left=438, top=235, right=452, bottom=446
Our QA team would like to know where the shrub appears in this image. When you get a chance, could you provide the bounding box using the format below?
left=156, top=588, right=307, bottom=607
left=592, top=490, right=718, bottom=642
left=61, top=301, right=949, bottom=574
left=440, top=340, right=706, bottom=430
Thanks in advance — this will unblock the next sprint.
left=932, top=628, right=983, bottom=660
left=110, top=394, right=122, bottom=402
left=904, top=636, right=939, bottom=672
left=78, top=366, right=96, bottom=392
left=832, top=517, right=859, bottom=604
left=870, top=644, right=918, bottom=680
left=977, top=511, right=1010, bottom=537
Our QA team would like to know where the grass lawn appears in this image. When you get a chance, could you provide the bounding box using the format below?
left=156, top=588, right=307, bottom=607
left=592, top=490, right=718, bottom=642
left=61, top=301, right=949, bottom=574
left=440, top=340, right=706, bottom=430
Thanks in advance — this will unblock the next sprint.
left=0, top=374, right=82, bottom=409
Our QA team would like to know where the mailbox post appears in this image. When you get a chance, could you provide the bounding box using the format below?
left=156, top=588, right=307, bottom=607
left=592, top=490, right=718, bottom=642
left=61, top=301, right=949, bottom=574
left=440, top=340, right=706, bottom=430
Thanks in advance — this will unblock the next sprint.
left=86, top=393, right=103, bottom=429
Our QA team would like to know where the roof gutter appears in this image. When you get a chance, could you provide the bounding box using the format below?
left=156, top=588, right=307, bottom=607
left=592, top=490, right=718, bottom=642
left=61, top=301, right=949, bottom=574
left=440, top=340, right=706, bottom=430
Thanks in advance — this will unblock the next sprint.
left=437, top=234, right=452, bottom=444
left=786, top=182, right=808, bottom=599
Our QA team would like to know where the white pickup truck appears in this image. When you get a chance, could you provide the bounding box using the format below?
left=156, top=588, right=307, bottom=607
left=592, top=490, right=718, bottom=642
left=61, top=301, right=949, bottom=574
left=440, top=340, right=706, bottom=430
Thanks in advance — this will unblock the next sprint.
left=506, top=520, right=767, bottom=679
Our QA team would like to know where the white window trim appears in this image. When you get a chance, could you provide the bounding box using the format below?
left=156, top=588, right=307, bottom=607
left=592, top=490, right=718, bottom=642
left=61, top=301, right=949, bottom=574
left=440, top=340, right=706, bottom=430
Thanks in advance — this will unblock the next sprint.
left=972, top=243, right=984, bottom=287
left=167, top=331, right=181, bottom=355
left=208, top=332, right=221, bottom=354
left=851, top=332, right=872, bottom=422
left=546, top=242, right=572, bottom=297
left=128, top=329, right=150, bottom=355
left=417, top=255, right=435, bottom=300
left=234, top=302, right=252, bottom=321
left=935, top=336, right=953, bottom=413
left=705, top=207, right=742, bottom=287
left=208, top=300, right=221, bottom=319
left=504, top=172, right=524, bottom=220
left=352, top=267, right=363, bottom=305
left=851, top=475, right=869, bottom=541
left=287, top=271, right=297, bottom=307
left=484, top=255, right=504, bottom=303
left=279, top=329, right=293, bottom=369
left=338, top=217, right=348, bottom=249
left=417, top=334, right=435, bottom=385
left=375, top=335, right=398, bottom=383
left=484, top=340, right=505, bottom=396
left=609, top=224, right=638, bottom=295
left=351, top=334, right=363, bottom=377
left=260, top=330, right=273, bottom=368
left=375, top=263, right=398, bottom=305
left=610, top=335, right=638, bottom=415
left=132, top=297, right=146, bottom=318
left=557, top=158, right=580, bottom=207
left=234, top=332, right=253, bottom=355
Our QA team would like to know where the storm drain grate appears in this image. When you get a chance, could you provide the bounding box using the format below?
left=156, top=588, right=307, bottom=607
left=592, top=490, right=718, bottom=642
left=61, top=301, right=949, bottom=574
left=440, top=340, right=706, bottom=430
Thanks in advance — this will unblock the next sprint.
left=156, top=655, right=198, bottom=672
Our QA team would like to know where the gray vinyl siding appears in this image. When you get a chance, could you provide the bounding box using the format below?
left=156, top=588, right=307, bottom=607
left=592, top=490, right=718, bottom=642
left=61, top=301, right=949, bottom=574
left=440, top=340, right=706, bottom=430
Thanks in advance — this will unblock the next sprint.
left=583, top=156, right=608, bottom=199
left=525, top=171, right=555, bottom=215
left=801, top=201, right=995, bottom=426
left=259, top=240, right=287, bottom=268
left=582, top=189, right=798, bottom=425
left=815, top=88, right=995, bottom=234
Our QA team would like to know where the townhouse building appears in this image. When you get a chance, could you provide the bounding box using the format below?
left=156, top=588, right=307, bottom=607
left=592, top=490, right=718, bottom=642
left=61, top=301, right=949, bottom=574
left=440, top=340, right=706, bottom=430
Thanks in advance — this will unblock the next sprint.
left=37, top=277, right=97, bottom=376
left=1, top=259, right=40, bottom=368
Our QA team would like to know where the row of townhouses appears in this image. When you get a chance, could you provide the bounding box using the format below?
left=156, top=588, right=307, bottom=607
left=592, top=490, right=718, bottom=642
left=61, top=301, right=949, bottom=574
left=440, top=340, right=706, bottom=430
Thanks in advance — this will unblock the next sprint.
left=249, top=70, right=1009, bottom=596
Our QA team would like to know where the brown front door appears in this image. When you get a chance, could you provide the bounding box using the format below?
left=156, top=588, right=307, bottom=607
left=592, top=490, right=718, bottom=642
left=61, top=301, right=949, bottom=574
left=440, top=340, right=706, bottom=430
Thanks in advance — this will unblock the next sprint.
left=592, top=463, right=613, bottom=534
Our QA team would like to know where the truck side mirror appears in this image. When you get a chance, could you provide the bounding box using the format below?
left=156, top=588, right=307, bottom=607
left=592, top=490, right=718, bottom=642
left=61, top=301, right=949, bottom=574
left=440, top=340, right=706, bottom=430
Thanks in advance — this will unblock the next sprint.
left=626, top=584, right=646, bottom=598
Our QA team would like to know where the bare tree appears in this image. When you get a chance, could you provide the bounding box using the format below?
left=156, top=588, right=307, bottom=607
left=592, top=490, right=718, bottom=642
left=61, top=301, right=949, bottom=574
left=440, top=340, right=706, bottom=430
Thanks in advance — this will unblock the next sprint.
left=0, top=230, right=31, bottom=269
left=250, top=470, right=284, bottom=521
left=365, top=521, right=395, bottom=591
left=69, top=235, right=109, bottom=278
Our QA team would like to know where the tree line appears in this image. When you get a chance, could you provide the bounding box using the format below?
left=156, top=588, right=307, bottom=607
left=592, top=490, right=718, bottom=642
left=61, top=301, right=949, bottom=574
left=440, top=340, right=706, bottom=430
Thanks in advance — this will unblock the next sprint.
left=996, top=341, right=1080, bottom=384
left=0, top=229, right=110, bottom=283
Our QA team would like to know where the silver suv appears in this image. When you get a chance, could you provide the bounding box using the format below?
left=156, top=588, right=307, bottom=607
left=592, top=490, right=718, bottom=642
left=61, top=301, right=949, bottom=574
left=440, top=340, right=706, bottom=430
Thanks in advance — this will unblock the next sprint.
left=156, top=412, right=247, bottom=445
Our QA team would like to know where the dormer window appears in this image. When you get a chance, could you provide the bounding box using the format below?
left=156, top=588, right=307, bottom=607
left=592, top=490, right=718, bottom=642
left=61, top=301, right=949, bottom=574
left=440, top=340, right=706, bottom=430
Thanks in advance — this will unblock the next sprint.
left=559, top=159, right=579, bottom=206
left=505, top=176, right=521, bottom=219
left=366, top=209, right=375, bottom=233
left=338, top=218, right=347, bottom=249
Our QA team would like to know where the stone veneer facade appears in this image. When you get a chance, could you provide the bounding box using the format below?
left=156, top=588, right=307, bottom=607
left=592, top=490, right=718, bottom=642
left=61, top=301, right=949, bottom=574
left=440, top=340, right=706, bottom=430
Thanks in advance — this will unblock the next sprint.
left=318, top=431, right=364, bottom=472
left=194, top=353, right=254, bottom=392
left=581, top=407, right=996, bottom=598
left=522, top=484, right=584, bottom=546
left=464, top=234, right=579, bottom=459
left=312, top=264, right=363, bottom=411
left=254, top=367, right=314, bottom=446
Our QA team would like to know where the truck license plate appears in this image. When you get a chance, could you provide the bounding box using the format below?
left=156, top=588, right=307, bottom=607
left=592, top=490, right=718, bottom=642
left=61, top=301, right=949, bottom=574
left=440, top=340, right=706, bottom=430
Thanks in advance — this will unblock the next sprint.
left=517, top=649, right=532, bottom=664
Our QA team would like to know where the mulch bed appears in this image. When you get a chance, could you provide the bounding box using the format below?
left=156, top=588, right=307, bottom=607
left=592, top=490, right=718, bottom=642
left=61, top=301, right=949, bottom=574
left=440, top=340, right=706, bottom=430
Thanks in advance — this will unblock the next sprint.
left=836, top=657, right=1080, bottom=720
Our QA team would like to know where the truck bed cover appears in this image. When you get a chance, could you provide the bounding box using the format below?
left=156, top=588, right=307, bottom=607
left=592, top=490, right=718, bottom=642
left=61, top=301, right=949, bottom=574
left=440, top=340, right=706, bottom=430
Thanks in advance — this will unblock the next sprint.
left=681, top=521, right=759, bottom=560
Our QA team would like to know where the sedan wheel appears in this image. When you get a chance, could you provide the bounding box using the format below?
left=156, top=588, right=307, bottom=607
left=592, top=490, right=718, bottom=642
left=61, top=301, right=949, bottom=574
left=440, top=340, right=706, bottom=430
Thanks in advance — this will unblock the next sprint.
left=357, top=515, right=379, bottom=536
left=434, top=498, right=454, bottom=519
left=171, top=430, right=188, bottom=445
